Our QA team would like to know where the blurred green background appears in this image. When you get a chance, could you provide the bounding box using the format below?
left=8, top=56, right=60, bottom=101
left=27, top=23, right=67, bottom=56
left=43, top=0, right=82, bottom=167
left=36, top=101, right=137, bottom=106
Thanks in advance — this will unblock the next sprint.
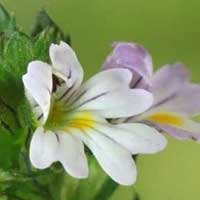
left=1, top=0, right=200, bottom=199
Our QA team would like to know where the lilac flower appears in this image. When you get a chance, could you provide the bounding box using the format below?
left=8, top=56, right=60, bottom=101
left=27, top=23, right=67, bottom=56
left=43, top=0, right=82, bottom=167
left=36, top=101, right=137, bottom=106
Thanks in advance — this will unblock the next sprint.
left=103, top=42, right=200, bottom=141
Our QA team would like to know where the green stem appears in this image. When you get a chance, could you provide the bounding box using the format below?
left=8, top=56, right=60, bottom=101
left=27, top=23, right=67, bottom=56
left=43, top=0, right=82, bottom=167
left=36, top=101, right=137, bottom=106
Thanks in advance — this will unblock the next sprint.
left=93, top=178, right=118, bottom=200
left=133, top=192, right=140, bottom=200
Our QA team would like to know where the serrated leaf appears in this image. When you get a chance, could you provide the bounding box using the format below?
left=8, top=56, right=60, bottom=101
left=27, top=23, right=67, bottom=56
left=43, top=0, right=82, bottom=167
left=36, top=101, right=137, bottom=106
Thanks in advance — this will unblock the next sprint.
left=31, top=10, right=71, bottom=45
left=0, top=31, right=34, bottom=171
left=0, top=30, right=34, bottom=131
left=1, top=32, right=33, bottom=78
left=31, top=10, right=63, bottom=37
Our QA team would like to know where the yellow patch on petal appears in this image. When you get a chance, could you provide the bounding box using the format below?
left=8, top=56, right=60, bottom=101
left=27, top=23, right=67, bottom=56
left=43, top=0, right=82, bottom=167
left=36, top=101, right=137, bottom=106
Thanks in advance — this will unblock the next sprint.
left=66, top=112, right=96, bottom=131
left=147, top=112, right=184, bottom=127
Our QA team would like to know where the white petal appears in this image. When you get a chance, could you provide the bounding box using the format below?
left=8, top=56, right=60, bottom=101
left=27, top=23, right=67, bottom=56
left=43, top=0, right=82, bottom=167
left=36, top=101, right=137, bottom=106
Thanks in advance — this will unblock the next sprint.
left=30, top=127, right=58, bottom=169
left=56, top=132, right=88, bottom=178
left=70, top=68, right=153, bottom=118
left=75, top=129, right=137, bottom=185
left=71, top=68, right=132, bottom=103
left=76, top=88, right=153, bottom=118
left=22, top=61, right=52, bottom=123
left=95, top=123, right=167, bottom=154
left=81, top=68, right=132, bottom=92
left=49, top=41, right=83, bottom=88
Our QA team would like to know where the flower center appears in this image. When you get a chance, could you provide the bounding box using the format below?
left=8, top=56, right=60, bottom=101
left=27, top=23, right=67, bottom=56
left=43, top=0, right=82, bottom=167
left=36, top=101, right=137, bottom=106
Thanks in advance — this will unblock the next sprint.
left=44, top=98, right=95, bottom=132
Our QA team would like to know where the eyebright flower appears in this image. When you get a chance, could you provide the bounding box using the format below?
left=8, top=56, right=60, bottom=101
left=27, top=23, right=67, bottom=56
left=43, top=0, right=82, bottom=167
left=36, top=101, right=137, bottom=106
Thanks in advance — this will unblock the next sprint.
left=23, top=41, right=167, bottom=185
left=103, top=42, right=200, bottom=141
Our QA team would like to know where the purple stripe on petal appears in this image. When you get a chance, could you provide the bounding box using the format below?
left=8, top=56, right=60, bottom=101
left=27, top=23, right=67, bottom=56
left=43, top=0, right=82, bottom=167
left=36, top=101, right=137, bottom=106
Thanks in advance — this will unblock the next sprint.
left=154, top=83, right=200, bottom=116
left=76, top=91, right=108, bottom=108
left=151, top=63, right=190, bottom=106
left=148, top=122, right=200, bottom=141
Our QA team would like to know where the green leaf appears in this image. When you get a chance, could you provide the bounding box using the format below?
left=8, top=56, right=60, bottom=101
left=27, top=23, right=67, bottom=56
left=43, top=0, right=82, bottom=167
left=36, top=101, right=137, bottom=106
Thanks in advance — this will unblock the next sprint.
left=0, top=4, right=16, bottom=33
left=0, top=97, right=18, bottom=128
left=3, top=181, right=46, bottom=200
left=33, top=27, right=63, bottom=61
left=0, top=169, right=15, bottom=182
left=0, top=5, right=9, bottom=25
left=31, top=10, right=70, bottom=44
left=0, top=18, right=35, bottom=171
left=0, top=129, right=24, bottom=170
left=0, top=6, right=75, bottom=200
left=0, top=30, right=35, bottom=132
left=31, top=10, right=59, bottom=36
left=1, top=31, right=33, bottom=78
left=0, top=167, right=56, bottom=200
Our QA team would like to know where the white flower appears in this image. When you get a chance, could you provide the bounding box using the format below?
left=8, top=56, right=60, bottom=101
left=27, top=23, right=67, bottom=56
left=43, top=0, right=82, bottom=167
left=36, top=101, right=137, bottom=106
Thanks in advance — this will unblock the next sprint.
left=22, top=41, right=167, bottom=185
